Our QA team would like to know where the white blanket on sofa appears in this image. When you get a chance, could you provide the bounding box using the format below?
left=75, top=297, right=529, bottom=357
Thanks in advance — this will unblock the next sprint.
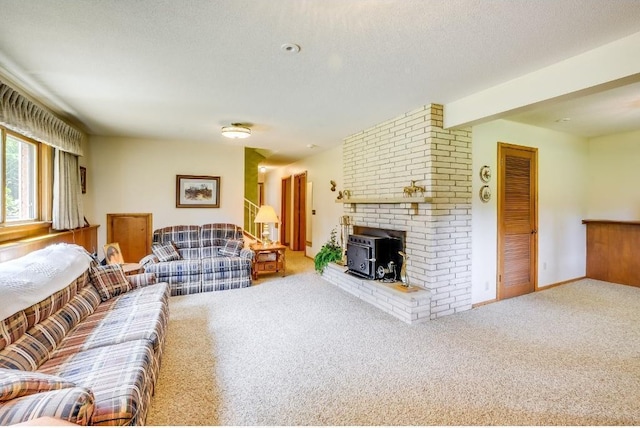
left=0, top=243, right=92, bottom=320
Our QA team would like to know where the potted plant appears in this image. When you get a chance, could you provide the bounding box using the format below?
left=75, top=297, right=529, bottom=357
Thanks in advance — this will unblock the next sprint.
left=314, top=228, right=344, bottom=273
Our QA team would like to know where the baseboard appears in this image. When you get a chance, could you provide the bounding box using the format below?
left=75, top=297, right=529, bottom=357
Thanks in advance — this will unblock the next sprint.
left=472, top=276, right=587, bottom=308
left=537, top=276, right=586, bottom=290
left=472, top=299, right=497, bottom=308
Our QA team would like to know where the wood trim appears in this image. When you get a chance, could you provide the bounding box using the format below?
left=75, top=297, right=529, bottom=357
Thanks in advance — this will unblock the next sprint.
left=473, top=276, right=586, bottom=309
left=0, top=225, right=99, bottom=263
left=0, top=222, right=52, bottom=244
left=280, top=177, right=291, bottom=246
left=40, top=144, right=54, bottom=222
left=538, top=276, right=586, bottom=289
left=582, top=219, right=640, bottom=226
left=497, top=142, right=538, bottom=300
left=472, top=299, right=498, bottom=308
left=292, top=172, right=307, bottom=251
left=584, top=220, right=640, bottom=287
left=336, top=197, right=432, bottom=204
left=106, top=213, right=153, bottom=262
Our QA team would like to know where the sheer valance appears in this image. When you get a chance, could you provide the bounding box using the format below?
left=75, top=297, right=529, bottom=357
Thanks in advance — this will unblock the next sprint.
left=0, top=80, right=84, bottom=156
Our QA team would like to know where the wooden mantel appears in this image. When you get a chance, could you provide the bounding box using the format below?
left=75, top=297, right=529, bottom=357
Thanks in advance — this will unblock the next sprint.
left=583, top=219, right=640, bottom=287
left=336, top=196, right=432, bottom=215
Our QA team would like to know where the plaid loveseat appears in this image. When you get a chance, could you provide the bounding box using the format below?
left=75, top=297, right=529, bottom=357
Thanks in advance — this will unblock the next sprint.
left=140, top=223, right=254, bottom=296
left=0, top=244, right=169, bottom=426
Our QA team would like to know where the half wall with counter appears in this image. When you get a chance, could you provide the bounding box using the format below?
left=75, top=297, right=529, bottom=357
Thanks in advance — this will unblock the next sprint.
left=583, top=219, right=640, bottom=287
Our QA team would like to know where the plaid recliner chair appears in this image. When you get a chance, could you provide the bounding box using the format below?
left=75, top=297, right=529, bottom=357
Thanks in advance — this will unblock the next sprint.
left=140, top=223, right=254, bottom=296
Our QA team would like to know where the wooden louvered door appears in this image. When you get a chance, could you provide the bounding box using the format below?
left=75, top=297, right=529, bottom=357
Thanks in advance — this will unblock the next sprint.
left=497, top=143, right=538, bottom=300
left=292, top=172, right=307, bottom=251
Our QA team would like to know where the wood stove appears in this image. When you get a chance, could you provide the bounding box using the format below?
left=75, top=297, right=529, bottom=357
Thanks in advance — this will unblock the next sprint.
left=346, top=234, right=403, bottom=280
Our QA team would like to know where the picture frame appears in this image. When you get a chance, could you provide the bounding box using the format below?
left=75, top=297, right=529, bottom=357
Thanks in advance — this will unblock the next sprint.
left=80, top=166, right=87, bottom=194
left=103, top=242, right=124, bottom=265
left=176, top=175, right=220, bottom=208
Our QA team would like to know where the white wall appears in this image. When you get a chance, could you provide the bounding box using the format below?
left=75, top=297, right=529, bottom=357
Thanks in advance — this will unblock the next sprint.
left=264, top=145, right=344, bottom=257
left=587, top=129, right=640, bottom=220
left=87, top=136, right=244, bottom=255
left=472, top=119, right=589, bottom=304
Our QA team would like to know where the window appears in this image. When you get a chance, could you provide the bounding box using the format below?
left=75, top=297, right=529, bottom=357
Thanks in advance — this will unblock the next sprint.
left=3, top=132, right=38, bottom=222
left=0, top=126, right=51, bottom=241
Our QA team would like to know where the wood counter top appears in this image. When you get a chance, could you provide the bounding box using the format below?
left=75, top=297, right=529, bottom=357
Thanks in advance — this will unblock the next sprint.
left=582, top=219, right=640, bottom=225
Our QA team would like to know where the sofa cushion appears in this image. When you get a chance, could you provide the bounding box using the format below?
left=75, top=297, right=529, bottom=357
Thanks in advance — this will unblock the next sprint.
left=51, top=284, right=169, bottom=359
left=126, top=273, right=157, bottom=289
left=152, top=242, right=181, bottom=262
left=153, top=225, right=201, bottom=260
left=143, top=259, right=202, bottom=277
left=39, top=339, right=157, bottom=426
left=52, top=302, right=168, bottom=358
left=0, top=312, right=28, bottom=351
left=0, top=369, right=75, bottom=402
left=202, top=256, right=252, bottom=273
left=96, top=282, right=169, bottom=311
left=200, top=223, right=243, bottom=247
left=0, top=333, right=50, bottom=371
left=220, top=239, right=244, bottom=257
left=26, top=286, right=100, bottom=354
left=0, top=387, right=95, bottom=426
left=89, top=265, right=133, bottom=302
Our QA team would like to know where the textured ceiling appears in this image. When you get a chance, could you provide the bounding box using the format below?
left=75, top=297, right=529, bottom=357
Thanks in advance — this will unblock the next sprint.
left=1, top=0, right=640, bottom=165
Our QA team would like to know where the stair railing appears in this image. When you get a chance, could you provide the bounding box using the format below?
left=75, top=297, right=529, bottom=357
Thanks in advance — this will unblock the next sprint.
left=244, top=198, right=261, bottom=242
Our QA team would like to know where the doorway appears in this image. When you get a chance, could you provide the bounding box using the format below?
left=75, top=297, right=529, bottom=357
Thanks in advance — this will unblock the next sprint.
left=497, top=143, right=538, bottom=300
left=280, top=177, right=291, bottom=246
left=292, top=172, right=307, bottom=251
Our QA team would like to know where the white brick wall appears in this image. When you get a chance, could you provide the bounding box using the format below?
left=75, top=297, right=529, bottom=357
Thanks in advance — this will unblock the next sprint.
left=337, top=104, right=472, bottom=320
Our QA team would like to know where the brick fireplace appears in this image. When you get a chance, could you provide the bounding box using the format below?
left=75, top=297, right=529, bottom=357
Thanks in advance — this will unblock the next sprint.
left=322, top=104, right=472, bottom=323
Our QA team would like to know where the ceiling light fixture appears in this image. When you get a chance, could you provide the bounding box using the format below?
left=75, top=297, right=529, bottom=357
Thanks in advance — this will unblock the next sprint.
left=281, top=43, right=301, bottom=54
left=221, top=123, right=251, bottom=139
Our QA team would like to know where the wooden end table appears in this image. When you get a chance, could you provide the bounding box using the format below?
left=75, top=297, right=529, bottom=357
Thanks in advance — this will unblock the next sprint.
left=250, top=243, right=286, bottom=279
left=122, top=262, right=142, bottom=276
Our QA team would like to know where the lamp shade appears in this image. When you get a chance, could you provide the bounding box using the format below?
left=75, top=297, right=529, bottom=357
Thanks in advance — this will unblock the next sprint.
left=221, top=124, right=251, bottom=139
left=254, top=205, right=279, bottom=224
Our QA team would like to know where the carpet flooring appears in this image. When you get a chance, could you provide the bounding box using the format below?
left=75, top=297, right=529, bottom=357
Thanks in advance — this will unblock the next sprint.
left=147, top=251, right=640, bottom=426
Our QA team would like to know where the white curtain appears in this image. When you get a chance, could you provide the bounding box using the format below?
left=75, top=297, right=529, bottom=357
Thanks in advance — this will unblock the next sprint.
left=0, top=80, right=84, bottom=156
left=52, top=149, right=84, bottom=230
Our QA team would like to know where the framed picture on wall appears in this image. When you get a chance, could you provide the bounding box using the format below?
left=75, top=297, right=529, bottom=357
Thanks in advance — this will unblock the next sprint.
left=80, top=166, right=87, bottom=194
left=176, top=175, right=220, bottom=208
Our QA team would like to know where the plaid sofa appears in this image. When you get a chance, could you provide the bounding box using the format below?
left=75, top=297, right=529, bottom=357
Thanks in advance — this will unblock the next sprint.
left=0, top=244, right=170, bottom=426
left=140, top=223, right=254, bottom=296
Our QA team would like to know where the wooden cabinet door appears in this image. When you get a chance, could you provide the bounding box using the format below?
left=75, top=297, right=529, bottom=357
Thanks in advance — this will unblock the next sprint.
left=106, top=213, right=153, bottom=263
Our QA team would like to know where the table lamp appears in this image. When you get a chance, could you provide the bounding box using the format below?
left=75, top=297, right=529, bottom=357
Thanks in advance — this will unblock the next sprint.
left=254, top=205, right=279, bottom=246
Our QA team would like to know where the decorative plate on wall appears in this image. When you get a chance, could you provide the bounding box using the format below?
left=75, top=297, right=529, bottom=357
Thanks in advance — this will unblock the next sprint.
left=479, top=185, right=491, bottom=203
left=480, top=165, right=491, bottom=183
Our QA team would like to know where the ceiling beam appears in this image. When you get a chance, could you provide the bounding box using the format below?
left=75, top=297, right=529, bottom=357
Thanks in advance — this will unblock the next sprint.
left=444, top=31, right=640, bottom=129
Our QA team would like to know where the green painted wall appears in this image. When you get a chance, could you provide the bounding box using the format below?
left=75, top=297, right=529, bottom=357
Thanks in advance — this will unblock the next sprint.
left=244, top=147, right=265, bottom=231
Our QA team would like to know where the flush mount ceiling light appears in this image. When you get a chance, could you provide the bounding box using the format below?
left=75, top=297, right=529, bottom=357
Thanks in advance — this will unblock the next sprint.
left=221, top=124, right=251, bottom=139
